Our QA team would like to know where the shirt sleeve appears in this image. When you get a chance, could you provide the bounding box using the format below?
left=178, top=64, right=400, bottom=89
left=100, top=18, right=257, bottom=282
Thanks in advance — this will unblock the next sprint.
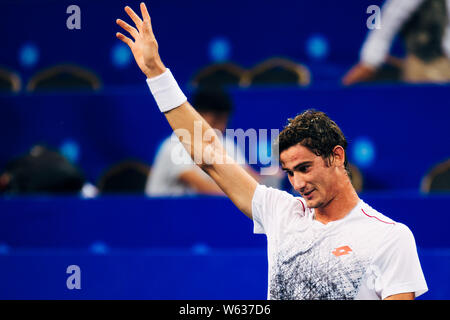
left=252, top=184, right=306, bottom=236
left=373, top=223, right=428, bottom=299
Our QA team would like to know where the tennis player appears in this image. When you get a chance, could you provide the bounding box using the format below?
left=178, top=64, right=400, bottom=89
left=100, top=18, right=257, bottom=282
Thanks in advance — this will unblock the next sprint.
left=116, top=3, right=428, bottom=300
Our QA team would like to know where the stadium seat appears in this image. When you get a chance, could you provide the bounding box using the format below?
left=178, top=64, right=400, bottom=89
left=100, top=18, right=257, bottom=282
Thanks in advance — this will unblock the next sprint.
left=421, top=159, right=450, bottom=192
left=191, top=62, right=246, bottom=88
left=0, top=67, right=21, bottom=92
left=242, top=57, right=310, bottom=86
left=26, top=63, right=101, bottom=92
left=97, top=160, right=150, bottom=194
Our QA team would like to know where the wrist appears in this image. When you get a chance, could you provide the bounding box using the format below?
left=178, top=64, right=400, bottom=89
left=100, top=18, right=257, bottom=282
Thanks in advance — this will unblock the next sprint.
left=143, top=60, right=166, bottom=79
left=146, top=68, right=187, bottom=113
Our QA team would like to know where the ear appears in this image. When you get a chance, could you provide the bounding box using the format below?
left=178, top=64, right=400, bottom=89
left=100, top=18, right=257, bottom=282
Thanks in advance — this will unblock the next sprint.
left=332, top=145, right=346, bottom=167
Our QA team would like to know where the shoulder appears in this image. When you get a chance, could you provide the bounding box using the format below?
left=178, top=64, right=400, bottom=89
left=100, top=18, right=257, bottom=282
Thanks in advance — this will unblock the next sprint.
left=385, top=222, right=416, bottom=245
left=357, top=201, right=417, bottom=248
left=253, top=184, right=306, bottom=215
left=152, top=136, right=176, bottom=162
left=357, top=201, right=396, bottom=226
left=157, top=135, right=180, bottom=153
left=155, top=135, right=193, bottom=164
left=252, top=184, right=307, bottom=235
left=254, top=184, right=296, bottom=203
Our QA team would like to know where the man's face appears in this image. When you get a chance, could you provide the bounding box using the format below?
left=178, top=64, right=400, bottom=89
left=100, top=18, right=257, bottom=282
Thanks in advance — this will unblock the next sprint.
left=280, top=144, right=339, bottom=209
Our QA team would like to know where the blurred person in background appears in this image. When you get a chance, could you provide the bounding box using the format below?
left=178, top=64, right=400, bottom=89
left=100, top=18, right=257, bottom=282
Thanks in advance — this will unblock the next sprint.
left=343, top=0, right=450, bottom=85
left=0, top=144, right=85, bottom=195
left=145, top=88, right=265, bottom=196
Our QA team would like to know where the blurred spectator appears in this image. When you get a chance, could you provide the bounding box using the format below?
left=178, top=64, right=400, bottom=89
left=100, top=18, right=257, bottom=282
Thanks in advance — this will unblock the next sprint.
left=343, top=0, right=450, bottom=85
left=97, top=160, right=150, bottom=195
left=0, top=145, right=85, bottom=195
left=145, top=88, right=262, bottom=196
left=421, top=159, right=450, bottom=192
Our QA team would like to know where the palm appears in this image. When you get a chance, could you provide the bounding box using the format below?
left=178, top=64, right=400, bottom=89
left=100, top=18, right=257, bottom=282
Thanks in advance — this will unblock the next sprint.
left=131, top=37, right=155, bottom=73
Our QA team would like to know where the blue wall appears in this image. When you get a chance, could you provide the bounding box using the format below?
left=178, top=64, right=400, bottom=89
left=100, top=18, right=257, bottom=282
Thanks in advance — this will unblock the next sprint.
left=0, top=195, right=448, bottom=248
left=0, top=195, right=449, bottom=299
left=1, top=247, right=446, bottom=300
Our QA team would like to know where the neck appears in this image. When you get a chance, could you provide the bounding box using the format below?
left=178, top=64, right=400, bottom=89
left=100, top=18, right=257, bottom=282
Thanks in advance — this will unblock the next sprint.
left=314, top=179, right=360, bottom=224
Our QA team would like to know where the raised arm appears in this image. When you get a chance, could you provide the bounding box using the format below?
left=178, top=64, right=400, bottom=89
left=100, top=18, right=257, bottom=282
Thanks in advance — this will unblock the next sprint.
left=116, top=3, right=258, bottom=218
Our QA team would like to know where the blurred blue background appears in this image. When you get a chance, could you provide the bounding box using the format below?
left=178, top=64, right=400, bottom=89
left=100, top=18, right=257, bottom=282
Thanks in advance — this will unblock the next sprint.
left=0, top=0, right=449, bottom=299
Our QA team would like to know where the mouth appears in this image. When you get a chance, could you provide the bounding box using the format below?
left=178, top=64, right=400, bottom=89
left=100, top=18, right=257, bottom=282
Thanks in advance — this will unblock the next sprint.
left=302, top=189, right=315, bottom=199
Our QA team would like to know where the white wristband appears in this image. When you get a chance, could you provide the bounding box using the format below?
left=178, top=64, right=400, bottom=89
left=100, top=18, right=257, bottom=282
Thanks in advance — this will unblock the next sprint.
left=146, top=68, right=187, bottom=113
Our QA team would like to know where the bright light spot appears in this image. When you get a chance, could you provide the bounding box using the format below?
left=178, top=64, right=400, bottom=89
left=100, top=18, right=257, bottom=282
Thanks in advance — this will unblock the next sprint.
left=81, top=183, right=99, bottom=199
left=191, top=243, right=210, bottom=255
left=90, top=241, right=109, bottom=255
left=60, top=139, right=80, bottom=163
left=0, top=243, right=10, bottom=255
left=209, top=37, right=231, bottom=62
left=352, top=137, right=376, bottom=168
left=111, top=43, right=132, bottom=68
left=19, top=43, right=39, bottom=68
left=305, top=34, right=329, bottom=60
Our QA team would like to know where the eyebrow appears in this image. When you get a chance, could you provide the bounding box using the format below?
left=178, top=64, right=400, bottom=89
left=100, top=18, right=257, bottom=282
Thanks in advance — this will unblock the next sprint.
left=281, top=161, right=313, bottom=171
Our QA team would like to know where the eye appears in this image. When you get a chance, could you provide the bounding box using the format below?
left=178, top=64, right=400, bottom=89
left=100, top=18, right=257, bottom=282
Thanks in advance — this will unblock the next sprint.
left=298, top=165, right=310, bottom=173
left=284, top=170, right=293, bottom=177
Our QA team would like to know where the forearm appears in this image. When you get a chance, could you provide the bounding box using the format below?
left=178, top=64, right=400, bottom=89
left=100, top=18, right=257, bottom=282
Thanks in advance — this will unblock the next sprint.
left=164, top=102, right=226, bottom=171
left=207, top=162, right=257, bottom=216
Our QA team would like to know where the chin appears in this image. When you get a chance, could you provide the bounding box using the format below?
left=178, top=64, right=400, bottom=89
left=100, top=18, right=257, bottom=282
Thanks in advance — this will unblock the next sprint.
left=304, top=198, right=324, bottom=209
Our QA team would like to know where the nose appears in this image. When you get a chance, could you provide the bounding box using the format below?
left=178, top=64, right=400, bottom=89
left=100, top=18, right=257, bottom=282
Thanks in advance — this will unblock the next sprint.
left=291, top=172, right=307, bottom=192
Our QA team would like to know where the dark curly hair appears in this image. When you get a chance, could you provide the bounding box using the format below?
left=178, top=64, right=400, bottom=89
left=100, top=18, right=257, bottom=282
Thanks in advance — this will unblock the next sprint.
left=276, top=109, right=349, bottom=174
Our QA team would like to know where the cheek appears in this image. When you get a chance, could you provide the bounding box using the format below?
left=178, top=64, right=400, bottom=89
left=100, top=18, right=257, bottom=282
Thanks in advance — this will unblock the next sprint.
left=310, top=170, right=331, bottom=191
left=316, top=171, right=338, bottom=193
left=287, top=175, right=294, bottom=187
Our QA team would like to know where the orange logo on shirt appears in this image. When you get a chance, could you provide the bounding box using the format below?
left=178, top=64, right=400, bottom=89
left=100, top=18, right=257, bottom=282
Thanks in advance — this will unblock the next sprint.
left=332, top=246, right=352, bottom=257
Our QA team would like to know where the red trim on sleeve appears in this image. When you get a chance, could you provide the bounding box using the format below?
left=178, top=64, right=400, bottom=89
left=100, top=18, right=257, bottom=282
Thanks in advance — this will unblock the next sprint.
left=361, top=209, right=395, bottom=225
left=297, top=199, right=305, bottom=212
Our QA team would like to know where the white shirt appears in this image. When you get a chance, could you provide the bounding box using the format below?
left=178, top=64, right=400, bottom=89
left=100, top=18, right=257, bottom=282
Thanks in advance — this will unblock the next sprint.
left=146, top=134, right=247, bottom=196
left=252, top=184, right=428, bottom=300
left=361, top=0, right=450, bottom=67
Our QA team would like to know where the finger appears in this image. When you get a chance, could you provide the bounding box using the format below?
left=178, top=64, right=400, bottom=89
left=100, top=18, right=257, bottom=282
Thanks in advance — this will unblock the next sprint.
left=116, top=19, right=139, bottom=39
left=140, top=2, right=154, bottom=34
left=125, top=6, right=143, bottom=29
left=116, top=32, right=134, bottom=47
left=140, top=2, right=151, bottom=22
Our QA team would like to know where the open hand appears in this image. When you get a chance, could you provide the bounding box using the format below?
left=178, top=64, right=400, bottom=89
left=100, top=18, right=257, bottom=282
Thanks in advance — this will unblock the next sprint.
left=116, top=2, right=166, bottom=78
